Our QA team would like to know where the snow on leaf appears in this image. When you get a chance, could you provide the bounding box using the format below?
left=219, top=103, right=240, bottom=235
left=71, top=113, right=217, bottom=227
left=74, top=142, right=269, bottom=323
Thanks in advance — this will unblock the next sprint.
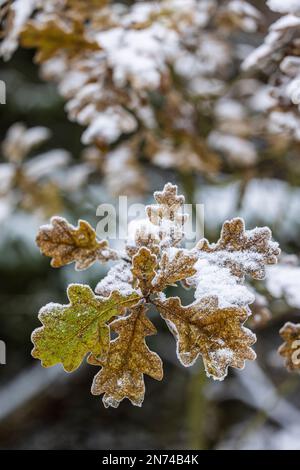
left=155, top=295, right=256, bottom=380
left=0, top=123, right=70, bottom=217
left=126, top=218, right=160, bottom=257
left=81, top=107, right=137, bottom=145
left=2, top=122, right=51, bottom=163
left=95, top=261, right=135, bottom=298
left=279, top=322, right=300, bottom=372
left=132, top=247, right=158, bottom=296
left=146, top=183, right=188, bottom=247
left=31, top=284, right=141, bottom=372
left=152, top=248, right=197, bottom=291
left=0, top=0, right=37, bottom=60
left=90, top=303, right=163, bottom=408
left=265, top=262, right=300, bottom=308
left=197, top=218, right=280, bottom=280
left=191, top=260, right=255, bottom=309
left=36, top=216, right=118, bottom=271
left=267, top=0, right=300, bottom=15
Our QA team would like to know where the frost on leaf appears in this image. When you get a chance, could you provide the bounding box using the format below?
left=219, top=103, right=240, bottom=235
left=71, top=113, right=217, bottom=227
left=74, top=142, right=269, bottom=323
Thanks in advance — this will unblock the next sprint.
left=126, top=218, right=160, bottom=257
left=155, top=295, right=256, bottom=380
left=197, top=218, right=280, bottom=280
left=31, top=284, right=141, bottom=372
left=95, top=261, right=135, bottom=298
left=279, top=322, right=300, bottom=372
left=36, top=216, right=118, bottom=270
left=152, top=249, right=197, bottom=291
left=90, top=303, right=163, bottom=408
left=146, top=183, right=188, bottom=247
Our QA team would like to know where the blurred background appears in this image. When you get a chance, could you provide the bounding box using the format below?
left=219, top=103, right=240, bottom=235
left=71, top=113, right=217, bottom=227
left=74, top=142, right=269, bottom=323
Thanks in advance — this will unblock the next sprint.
left=1, top=0, right=300, bottom=450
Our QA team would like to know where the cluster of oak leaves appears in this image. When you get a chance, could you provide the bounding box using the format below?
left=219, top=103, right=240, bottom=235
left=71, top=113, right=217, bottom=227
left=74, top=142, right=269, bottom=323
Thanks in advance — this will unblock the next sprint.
left=31, top=182, right=295, bottom=409
left=2, top=0, right=300, bottom=199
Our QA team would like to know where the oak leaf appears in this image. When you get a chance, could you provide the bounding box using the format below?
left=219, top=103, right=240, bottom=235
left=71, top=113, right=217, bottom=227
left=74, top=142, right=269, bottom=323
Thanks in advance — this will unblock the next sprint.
left=20, top=19, right=99, bottom=63
left=36, top=216, right=118, bottom=270
left=146, top=183, right=188, bottom=247
left=90, top=303, right=163, bottom=408
left=155, top=295, right=256, bottom=380
left=278, top=322, right=300, bottom=372
left=32, top=284, right=141, bottom=372
left=153, top=249, right=197, bottom=291
left=197, top=218, right=280, bottom=280
left=132, top=247, right=158, bottom=295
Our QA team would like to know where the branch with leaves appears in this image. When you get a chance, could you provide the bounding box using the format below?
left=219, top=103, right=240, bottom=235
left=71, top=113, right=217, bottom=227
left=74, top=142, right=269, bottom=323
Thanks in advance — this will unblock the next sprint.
left=1, top=0, right=273, bottom=196
left=32, top=183, right=282, bottom=408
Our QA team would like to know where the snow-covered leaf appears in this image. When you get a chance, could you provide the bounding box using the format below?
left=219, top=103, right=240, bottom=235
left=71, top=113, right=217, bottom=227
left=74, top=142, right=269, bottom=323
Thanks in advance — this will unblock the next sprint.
left=155, top=295, right=256, bottom=380
left=36, top=216, right=118, bottom=270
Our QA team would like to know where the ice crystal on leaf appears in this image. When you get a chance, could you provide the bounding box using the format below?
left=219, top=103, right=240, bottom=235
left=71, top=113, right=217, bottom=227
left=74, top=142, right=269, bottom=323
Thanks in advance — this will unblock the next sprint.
left=32, top=184, right=281, bottom=408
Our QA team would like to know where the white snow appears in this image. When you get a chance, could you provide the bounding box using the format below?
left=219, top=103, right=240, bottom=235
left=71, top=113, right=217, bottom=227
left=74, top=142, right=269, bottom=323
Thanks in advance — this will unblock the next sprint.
left=192, top=258, right=255, bottom=309
left=208, top=131, right=257, bottom=166
left=267, top=0, right=300, bottom=15
left=266, top=263, right=300, bottom=308
left=0, top=0, right=37, bottom=60
left=2, top=123, right=51, bottom=163
left=268, top=110, right=300, bottom=140
left=81, top=107, right=137, bottom=145
left=24, top=149, right=71, bottom=180
left=95, top=261, right=135, bottom=297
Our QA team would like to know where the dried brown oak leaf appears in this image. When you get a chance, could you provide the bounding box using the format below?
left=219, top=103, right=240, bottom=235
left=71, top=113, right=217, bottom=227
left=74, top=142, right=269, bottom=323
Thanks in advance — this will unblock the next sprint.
left=20, top=19, right=99, bottom=63
left=90, top=303, right=163, bottom=408
left=155, top=295, right=256, bottom=380
left=36, top=216, right=118, bottom=270
left=152, top=249, right=198, bottom=291
left=197, top=217, right=280, bottom=280
left=132, top=247, right=158, bottom=295
left=279, top=322, right=300, bottom=372
left=146, top=183, right=188, bottom=246
left=31, top=284, right=141, bottom=372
